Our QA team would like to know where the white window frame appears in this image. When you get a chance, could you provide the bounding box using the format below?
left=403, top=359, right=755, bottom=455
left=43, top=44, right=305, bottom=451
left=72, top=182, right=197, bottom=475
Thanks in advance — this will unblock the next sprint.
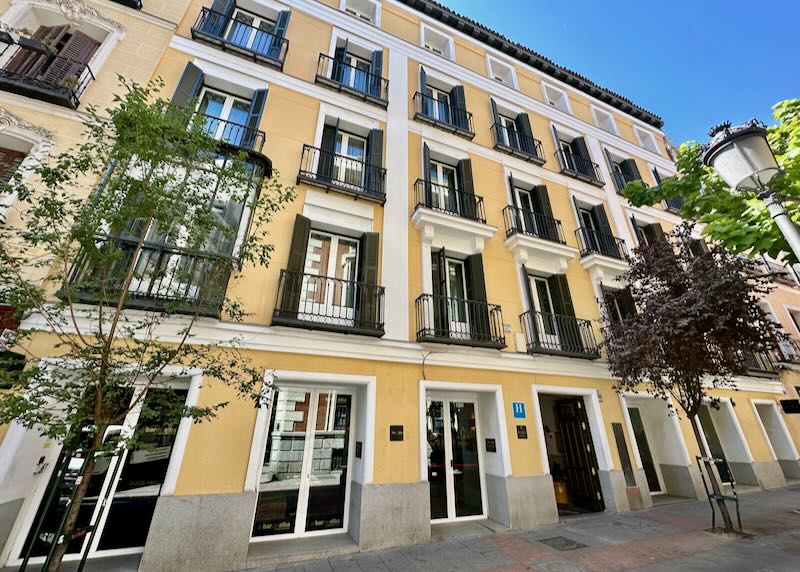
left=635, top=126, right=659, bottom=153
left=591, top=105, right=618, bottom=135
left=223, top=6, right=277, bottom=50
left=420, top=22, right=454, bottom=60
left=541, top=82, right=571, bottom=114
left=486, top=54, right=518, bottom=89
left=340, top=0, right=381, bottom=26
left=196, top=87, right=251, bottom=134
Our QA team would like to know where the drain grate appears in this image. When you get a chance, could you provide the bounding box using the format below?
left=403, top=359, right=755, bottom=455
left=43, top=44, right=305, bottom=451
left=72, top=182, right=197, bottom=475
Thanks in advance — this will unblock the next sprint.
left=538, top=536, right=587, bottom=551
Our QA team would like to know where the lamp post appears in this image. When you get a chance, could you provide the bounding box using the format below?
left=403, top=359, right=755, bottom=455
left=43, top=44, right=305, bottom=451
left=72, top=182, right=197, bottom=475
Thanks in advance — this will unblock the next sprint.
left=702, top=119, right=800, bottom=261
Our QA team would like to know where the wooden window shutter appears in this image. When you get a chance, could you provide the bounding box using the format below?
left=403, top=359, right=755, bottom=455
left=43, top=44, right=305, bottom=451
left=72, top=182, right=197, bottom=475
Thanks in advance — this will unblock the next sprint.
left=465, top=253, right=489, bottom=338
left=171, top=62, right=204, bottom=108
left=242, top=89, right=268, bottom=150
left=0, top=147, right=27, bottom=190
left=204, top=0, right=236, bottom=37
left=365, top=129, right=384, bottom=196
left=457, top=158, right=476, bottom=220
left=279, top=214, right=311, bottom=315
left=41, top=31, right=100, bottom=87
left=370, top=50, right=383, bottom=98
left=358, top=232, right=380, bottom=327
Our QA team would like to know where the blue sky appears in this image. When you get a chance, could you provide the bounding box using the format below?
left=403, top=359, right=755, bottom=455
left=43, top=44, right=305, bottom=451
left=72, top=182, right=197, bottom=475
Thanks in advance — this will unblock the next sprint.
left=442, top=0, right=800, bottom=144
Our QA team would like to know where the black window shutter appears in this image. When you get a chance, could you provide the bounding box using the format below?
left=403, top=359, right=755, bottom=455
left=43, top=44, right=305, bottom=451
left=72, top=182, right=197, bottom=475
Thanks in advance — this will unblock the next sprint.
left=431, top=248, right=448, bottom=335
left=533, top=185, right=558, bottom=241
left=280, top=214, right=311, bottom=316
left=171, top=62, right=204, bottom=108
left=465, top=254, right=490, bottom=340
left=204, top=0, right=235, bottom=37
left=242, top=88, right=268, bottom=150
left=548, top=274, right=582, bottom=351
left=515, top=113, right=534, bottom=155
left=572, top=136, right=591, bottom=160
left=370, top=50, right=383, bottom=98
left=592, top=205, right=613, bottom=236
left=358, top=232, right=380, bottom=327
left=631, top=216, right=643, bottom=243
left=490, top=99, right=501, bottom=143
left=419, top=65, right=427, bottom=93
left=318, top=121, right=339, bottom=180
left=604, top=149, right=621, bottom=192
left=457, top=158, right=476, bottom=220
left=621, top=159, right=642, bottom=182
left=619, top=288, right=637, bottom=319
left=269, top=11, right=291, bottom=60
left=333, top=39, right=348, bottom=83
left=508, top=174, right=519, bottom=206
left=365, top=129, right=384, bottom=196
left=422, top=142, right=431, bottom=206
left=450, top=85, right=468, bottom=130
left=652, top=167, right=662, bottom=184
left=592, top=205, right=615, bottom=256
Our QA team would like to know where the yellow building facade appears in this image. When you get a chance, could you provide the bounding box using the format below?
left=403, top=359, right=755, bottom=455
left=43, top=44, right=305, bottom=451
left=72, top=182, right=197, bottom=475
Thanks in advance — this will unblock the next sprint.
left=0, top=1, right=799, bottom=571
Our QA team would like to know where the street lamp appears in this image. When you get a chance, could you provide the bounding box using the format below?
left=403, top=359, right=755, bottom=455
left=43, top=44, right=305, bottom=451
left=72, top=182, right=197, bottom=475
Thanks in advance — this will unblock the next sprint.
left=702, top=119, right=800, bottom=261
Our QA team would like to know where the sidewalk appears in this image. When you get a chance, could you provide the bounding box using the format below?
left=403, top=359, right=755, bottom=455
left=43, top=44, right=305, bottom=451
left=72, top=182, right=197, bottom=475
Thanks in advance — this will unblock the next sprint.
left=250, top=484, right=800, bottom=572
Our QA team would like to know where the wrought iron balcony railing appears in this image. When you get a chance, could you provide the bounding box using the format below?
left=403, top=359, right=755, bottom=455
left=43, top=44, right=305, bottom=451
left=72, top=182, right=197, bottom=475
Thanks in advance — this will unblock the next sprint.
left=575, top=226, right=628, bottom=260
left=520, top=310, right=600, bottom=359
left=65, top=236, right=232, bottom=318
left=415, top=293, right=505, bottom=349
left=744, top=350, right=781, bottom=377
left=298, top=144, right=386, bottom=203
left=413, top=179, right=486, bottom=223
left=315, top=53, right=388, bottom=106
left=413, top=92, right=474, bottom=139
left=191, top=7, right=289, bottom=68
left=0, top=47, right=95, bottom=109
left=779, top=337, right=800, bottom=364
left=611, top=171, right=648, bottom=194
left=199, top=114, right=266, bottom=154
left=272, top=270, right=385, bottom=337
left=502, top=205, right=565, bottom=244
left=491, top=123, right=545, bottom=164
left=555, top=149, right=604, bottom=186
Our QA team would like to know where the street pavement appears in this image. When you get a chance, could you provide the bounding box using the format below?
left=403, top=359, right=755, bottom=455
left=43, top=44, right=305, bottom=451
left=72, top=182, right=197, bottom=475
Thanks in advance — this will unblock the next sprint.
left=252, top=484, right=800, bottom=572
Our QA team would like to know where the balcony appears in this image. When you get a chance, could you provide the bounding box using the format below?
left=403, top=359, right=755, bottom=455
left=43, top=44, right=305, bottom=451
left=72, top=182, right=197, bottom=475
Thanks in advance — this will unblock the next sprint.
left=191, top=7, right=289, bottom=69
left=414, top=179, right=485, bottom=223
left=110, top=0, right=142, bottom=8
left=315, top=53, right=388, bottom=107
left=745, top=351, right=781, bottom=378
left=520, top=311, right=600, bottom=359
left=491, top=123, right=545, bottom=165
left=555, top=149, right=604, bottom=187
left=415, top=293, right=505, bottom=349
left=297, top=144, right=386, bottom=204
left=778, top=338, right=800, bottom=364
left=0, top=47, right=94, bottom=109
left=413, top=92, right=474, bottom=140
left=575, top=226, right=628, bottom=285
left=611, top=171, right=648, bottom=194
left=503, top=205, right=577, bottom=275
left=201, top=114, right=266, bottom=154
left=65, top=236, right=231, bottom=318
left=272, top=270, right=385, bottom=337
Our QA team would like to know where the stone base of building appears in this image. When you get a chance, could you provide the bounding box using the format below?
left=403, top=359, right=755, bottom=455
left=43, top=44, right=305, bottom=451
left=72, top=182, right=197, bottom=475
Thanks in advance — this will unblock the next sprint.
left=0, top=498, right=23, bottom=558
left=659, top=464, right=706, bottom=499
left=751, top=460, right=787, bottom=489
left=599, top=469, right=631, bottom=512
left=139, top=491, right=256, bottom=572
left=778, top=459, right=800, bottom=479
left=627, top=468, right=654, bottom=510
left=349, top=481, right=431, bottom=550
left=485, top=473, right=559, bottom=529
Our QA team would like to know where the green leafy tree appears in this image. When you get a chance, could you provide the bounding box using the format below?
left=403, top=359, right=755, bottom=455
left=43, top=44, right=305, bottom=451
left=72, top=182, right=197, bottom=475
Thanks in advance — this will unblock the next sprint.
left=625, top=99, right=800, bottom=262
left=0, top=78, right=294, bottom=570
left=601, top=224, right=782, bottom=533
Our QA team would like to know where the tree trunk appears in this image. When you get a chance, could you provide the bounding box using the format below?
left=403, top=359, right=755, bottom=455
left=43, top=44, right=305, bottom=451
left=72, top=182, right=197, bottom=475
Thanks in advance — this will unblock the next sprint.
left=43, top=444, right=99, bottom=572
left=690, top=416, right=735, bottom=532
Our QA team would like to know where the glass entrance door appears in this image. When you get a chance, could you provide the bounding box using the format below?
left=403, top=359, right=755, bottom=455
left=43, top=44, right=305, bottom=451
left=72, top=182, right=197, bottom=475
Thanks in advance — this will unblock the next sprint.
left=253, top=389, right=354, bottom=538
left=426, top=395, right=485, bottom=521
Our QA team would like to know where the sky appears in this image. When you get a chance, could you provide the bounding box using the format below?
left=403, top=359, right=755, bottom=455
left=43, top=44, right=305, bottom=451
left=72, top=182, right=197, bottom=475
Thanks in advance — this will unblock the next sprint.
left=442, top=0, right=800, bottom=144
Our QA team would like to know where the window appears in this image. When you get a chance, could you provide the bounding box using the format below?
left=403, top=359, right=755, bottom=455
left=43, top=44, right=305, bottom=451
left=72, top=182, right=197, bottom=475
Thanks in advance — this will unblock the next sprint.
left=428, top=159, right=460, bottom=212
left=224, top=8, right=276, bottom=51
left=0, top=145, right=27, bottom=190
left=592, top=107, right=617, bottom=134
left=341, top=0, right=380, bottom=24
left=424, top=85, right=451, bottom=123
left=419, top=143, right=478, bottom=220
left=421, top=24, right=453, bottom=60
left=636, top=127, right=659, bottom=153
left=553, top=126, right=598, bottom=181
left=542, top=83, right=569, bottom=113
left=487, top=56, right=516, bottom=88
left=197, top=88, right=252, bottom=147
left=334, top=131, right=367, bottom=186
left=605, top=149, right=642, bottom=192
left=602, top=287, right=637, bottom=323
left=632, top=218, right=664, bottom=246
left=575, top=201, right=620, bottom=258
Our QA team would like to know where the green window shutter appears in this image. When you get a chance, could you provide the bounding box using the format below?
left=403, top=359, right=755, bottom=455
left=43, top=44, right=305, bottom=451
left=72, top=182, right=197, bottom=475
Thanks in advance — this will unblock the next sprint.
left=449, top=85, right=468, bottom=130
left=365, top=129, right=384, bottom=196
left=572, top=136, right=591, bottom=160
left=358, top=232, right=380, bottom=328
left=318, top=121, right=339, bottom=179
left=620, top=158, right=642, bottom=184
left=533, top=185, right=558, bottom=242
left=268, top=11, right=291, bottom=60
left=521, top=267, right=539, bottom=346
left=279, top=214, right=311, bottom=316
left=592, top=205, right=613, bottom=237
left=419, top=65, right=427, bottom=92
left=465, top=254, right=490, bottom=340
left=242, top=89, right=268, bottom=150
left=171, top=62, right=204, bottom=108
left=490, top=99, right=501, bottom=143
left=457, top=158, right=476, bottom=220
left=370, top=50, right=383, bottom=98
left=515, top=112, right=535, bottom=155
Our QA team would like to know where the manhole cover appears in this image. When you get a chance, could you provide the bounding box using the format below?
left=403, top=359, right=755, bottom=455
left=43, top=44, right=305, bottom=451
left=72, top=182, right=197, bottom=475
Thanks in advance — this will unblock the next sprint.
left=539, top=536, right=587, bottom=551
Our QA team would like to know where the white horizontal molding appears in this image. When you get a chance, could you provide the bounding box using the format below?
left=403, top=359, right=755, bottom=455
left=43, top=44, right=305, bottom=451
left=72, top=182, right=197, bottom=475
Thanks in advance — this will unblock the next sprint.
left=505, top=233, right=578, bottom=275
left=411, top=207, right=497, bottom=254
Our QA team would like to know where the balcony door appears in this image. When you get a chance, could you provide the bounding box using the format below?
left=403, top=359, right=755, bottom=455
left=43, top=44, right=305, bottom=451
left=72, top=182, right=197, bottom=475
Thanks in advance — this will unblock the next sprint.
left=299, top=231, right=359, bottom=325
left=444, top=258, right=470, bottom=339
left=224, top=9, right=277, bottom=56
left=197, top=88, right=250, bottom=147
left=530, top=276, right=560, bottom=348
left=514, top=187, right=541, bottom=236
left=578, top=208, right=602, bottom=252
left=333, top=131, right=366, bottom=188
left=498, top=114, right=520, bottom=149
left=253, top=388, right=355, bottom=538
left=426, top=394, right=486, bottom=521
left=424, top=86, right=451, bottom=123
left=428, top=160, right=459, bottom=214
left=340, top=52, right=371, bottom=93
